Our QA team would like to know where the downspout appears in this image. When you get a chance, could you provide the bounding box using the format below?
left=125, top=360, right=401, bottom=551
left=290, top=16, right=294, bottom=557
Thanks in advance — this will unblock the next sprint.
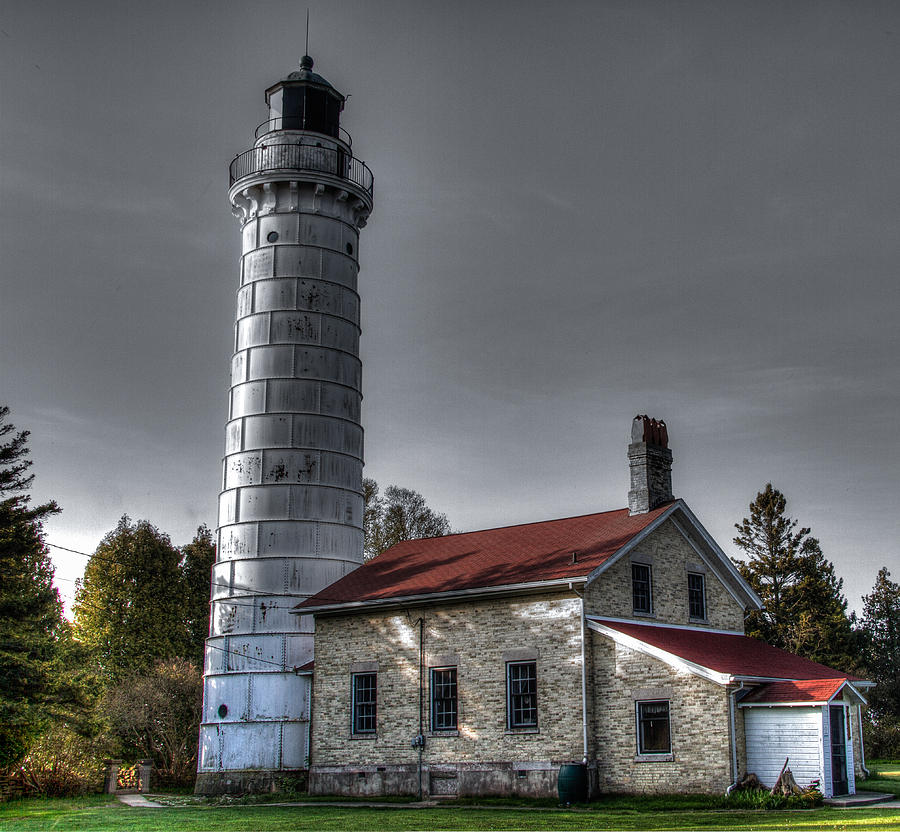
left=857, top=705, right=869, bottom=779
left=725, top=681, right=744, bottom=795
left=569, top=582, right=589, bottom=765
left=418, top=616, right=424, bottom=800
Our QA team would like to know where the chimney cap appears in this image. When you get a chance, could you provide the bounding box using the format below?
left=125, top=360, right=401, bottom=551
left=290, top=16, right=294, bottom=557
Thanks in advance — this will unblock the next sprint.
left=631, top=414, right=668, bottom=448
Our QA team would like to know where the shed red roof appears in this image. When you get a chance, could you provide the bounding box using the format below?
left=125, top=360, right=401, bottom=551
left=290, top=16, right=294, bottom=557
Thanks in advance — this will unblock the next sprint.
left=299, top=505, right=671, bottom=608
left=739, top=678, right=848, bottom=704
left=592, top=618, right=861, bottom=681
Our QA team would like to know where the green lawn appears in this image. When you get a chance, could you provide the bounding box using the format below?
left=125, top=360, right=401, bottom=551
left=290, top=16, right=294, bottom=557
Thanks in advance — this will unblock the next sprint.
left=2, top=795, right=899, bottom=832
left=860, top=759, right=900, bottom=797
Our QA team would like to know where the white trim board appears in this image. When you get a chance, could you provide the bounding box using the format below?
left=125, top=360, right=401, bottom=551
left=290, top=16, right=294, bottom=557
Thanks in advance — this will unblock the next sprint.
left=587, top=615, right=743, bottom=636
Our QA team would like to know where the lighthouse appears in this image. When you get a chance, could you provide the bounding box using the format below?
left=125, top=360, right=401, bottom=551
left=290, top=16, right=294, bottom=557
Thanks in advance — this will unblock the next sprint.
left=197, top=56, right=374, bottom=793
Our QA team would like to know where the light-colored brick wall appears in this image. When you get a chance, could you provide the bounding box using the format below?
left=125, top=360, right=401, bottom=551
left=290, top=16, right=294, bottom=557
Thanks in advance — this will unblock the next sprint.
left=584, top=520, right=745, bottom=630
left=311, top=593, right=586, bottom=775
left=591, top=635, right=733, bottom=793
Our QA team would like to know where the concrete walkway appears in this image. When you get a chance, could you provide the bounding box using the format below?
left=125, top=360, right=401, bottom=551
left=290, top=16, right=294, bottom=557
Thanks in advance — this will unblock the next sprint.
left=116, top=793, right=165, bottom=808
left=824, top=790, right=899, bottom=809
left=120, top=792, right=900, bottom=811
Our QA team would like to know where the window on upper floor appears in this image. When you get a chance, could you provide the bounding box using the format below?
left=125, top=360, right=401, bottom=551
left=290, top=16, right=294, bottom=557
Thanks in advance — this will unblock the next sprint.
left=688, top=572, right=706, bottom=620
left=636, top=699, right=671, bottom=754
left=351, top=672, right=377, bottom=734
left=632, top=563, right=652, bottom=614
left=430, top=667, right=458, bottom=731
left=507, top=661, right=537, bottom=729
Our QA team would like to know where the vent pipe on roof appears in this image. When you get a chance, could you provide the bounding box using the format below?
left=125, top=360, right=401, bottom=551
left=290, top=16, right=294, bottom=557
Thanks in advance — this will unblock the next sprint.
left=627, top=415, right=674, bottom=515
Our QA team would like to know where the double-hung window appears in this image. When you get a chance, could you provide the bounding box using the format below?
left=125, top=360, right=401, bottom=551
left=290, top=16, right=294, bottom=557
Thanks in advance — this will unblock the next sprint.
left=430, top=667, right=458, bottom=731
left=351, top=672, right=377, bottom=734
left=632, top=563, right=652, bottom=614
left=507, top=661, right=537, bottom=729
left=636, top=700, right=671, bottom=755
left=688, top=572, right=706, bottom=620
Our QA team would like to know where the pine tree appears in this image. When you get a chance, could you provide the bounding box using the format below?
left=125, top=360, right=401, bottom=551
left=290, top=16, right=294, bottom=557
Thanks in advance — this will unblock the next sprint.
left=858, top=567, right=900, bottom=755
left=74, top=517, right=188, bottom=680
left=733, top=483, right=856, bottom=671
left=0, top=407, right=65, bottom=770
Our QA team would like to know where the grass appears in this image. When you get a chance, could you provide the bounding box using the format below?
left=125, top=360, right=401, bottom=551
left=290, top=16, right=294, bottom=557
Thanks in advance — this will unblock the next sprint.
left=860, top=758, right=900, bottom=797
left=2, top=794, right=900, bottom=832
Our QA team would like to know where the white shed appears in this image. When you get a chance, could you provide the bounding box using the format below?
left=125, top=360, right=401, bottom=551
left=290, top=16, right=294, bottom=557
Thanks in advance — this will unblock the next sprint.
left=739, top=679, right=867, bottom=798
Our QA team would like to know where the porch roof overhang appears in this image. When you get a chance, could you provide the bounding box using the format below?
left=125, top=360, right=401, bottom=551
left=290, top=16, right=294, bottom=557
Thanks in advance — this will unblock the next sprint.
left=588, top=617, right=872, bottom=692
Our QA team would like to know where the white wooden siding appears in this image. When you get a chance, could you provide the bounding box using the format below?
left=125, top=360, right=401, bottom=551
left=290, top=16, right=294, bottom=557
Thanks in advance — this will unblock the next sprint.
left=744, top=707, right=823, bottom=791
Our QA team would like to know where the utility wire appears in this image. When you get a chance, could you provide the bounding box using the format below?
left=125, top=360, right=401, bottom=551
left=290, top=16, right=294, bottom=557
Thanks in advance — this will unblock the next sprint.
left=47, top=542, right=301, bottom=610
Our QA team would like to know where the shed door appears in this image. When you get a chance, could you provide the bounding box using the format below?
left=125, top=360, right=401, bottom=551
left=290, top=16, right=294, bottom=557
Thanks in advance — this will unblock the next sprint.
left=830, top=706, right=848, bottom=796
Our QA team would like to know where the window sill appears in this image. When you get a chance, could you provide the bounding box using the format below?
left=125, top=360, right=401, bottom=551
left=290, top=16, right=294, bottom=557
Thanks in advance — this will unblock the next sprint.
left=429, top=730, right=459, bottom=738
left=505, top=727, right=540, bottom=735
left=688, top=617, right=708, bottom=624
left=632, top=610, right=656, bottom=619
left=634, top=753, right=673, bottom=763
left=349, top=734, right=377, bottom=740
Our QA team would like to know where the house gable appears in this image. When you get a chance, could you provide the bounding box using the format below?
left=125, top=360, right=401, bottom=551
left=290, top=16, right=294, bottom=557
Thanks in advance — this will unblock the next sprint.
left=583, top=505, right=753, bottom=631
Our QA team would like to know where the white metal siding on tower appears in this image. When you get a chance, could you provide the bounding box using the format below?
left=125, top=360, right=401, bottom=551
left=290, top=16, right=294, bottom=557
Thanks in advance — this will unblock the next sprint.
left=197, top=58, right=373, bottom=788
left=744, top=707, right=823, bottom=792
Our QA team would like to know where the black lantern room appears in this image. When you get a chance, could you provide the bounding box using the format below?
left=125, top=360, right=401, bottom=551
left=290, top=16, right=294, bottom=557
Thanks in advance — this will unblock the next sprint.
left=265, top=55, right=344, bottom=138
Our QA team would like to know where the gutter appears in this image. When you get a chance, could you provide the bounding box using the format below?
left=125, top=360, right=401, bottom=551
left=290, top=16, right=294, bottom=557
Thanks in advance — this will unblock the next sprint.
left=295, top=576, right=589, bottom=615
left=857, top=706, right=869, bottom=778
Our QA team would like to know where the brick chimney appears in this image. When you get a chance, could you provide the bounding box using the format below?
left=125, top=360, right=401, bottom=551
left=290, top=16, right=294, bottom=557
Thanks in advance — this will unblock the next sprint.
left=628, top=415, right=673, bottom=515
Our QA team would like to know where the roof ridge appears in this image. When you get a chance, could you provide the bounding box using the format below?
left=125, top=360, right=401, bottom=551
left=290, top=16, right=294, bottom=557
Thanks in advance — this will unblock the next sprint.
left=393, top=504, right=649, bottom=546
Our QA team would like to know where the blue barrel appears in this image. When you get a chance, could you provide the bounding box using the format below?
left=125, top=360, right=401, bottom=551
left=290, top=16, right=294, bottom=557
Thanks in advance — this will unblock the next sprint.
left=557, top=763, right=587, bottom=803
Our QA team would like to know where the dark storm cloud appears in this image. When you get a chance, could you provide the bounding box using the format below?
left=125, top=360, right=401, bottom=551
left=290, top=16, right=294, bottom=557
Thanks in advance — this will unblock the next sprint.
left=1, top=0, right=898, bottom=612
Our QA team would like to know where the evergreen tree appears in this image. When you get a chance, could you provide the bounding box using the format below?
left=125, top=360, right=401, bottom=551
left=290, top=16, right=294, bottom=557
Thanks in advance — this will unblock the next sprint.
left=363, top=478, right=451, bottom=560
left=733, top=483, right=856, bottom=671
left=74, top=517, right=187, bottom=680
left=180, top=525, right=215, bottom=666
left=858, top=567, right=900, bottom=755
left=0, top=406, right=65, bottom=770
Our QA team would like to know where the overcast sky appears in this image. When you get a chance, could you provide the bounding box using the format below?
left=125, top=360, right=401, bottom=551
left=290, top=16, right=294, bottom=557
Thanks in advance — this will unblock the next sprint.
left=2, top=0, right=898, bottom=616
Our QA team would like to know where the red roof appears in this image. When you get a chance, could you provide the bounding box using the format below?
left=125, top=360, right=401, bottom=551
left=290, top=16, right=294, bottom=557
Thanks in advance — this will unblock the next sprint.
left=739, top=678, right=848, bottom=704
left=300, top=505, right=671, bottom=607
left=592, top=618, right=861, bottom=681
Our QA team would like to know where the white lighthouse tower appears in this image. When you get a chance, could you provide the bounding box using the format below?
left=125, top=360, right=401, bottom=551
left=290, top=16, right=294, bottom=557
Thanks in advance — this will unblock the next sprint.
left=197, top=56, right=373, bottom=793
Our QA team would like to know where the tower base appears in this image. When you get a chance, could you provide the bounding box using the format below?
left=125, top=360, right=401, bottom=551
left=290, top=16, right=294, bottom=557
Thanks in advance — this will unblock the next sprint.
left=194, top=769, right=308, bottom=796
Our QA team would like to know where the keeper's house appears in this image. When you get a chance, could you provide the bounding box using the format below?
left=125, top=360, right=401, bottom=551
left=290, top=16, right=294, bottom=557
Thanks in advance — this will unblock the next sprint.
left=297, top=416, right=871, bottom=798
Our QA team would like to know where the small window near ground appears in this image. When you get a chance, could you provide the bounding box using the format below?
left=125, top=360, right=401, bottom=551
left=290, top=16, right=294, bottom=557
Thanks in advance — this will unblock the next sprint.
left=632, top=563, right=652, bottom=614
left=351, top=672, right=376, bottom=734
left=430, top=667, right=458, bottom=731
left=507, top=661, right=537, bottom=729
left=688, top=572, right=706, bottom=620
left=636, top=700, right=671, bottom=754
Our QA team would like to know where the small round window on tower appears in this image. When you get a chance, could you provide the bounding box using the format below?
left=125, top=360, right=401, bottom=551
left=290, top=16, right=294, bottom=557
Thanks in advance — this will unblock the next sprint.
left=267, top=231, right=279, bottom=243
left=346, top=242, right=354, bottom=255
left=218, top=704, right=228, bottom=718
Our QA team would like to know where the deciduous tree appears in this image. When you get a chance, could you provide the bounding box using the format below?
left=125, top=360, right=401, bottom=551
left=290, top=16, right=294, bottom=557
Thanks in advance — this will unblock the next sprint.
left=363, top=478, right=451, bottom=560
left=104, top=658, right=203, bottom=787
left=74, top=517, right=188, bottom=680
left=180, top=525, right=215, bottom=666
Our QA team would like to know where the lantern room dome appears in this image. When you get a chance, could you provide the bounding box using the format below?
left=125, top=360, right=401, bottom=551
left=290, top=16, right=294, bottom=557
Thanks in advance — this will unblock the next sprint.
left=281, top=55, right=336, bottom=90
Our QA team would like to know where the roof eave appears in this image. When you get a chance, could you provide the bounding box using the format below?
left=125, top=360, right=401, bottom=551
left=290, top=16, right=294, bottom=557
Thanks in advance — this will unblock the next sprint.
left=294, top=576, right=589, bottom=616
left=587, top=618, right=733, bottom=686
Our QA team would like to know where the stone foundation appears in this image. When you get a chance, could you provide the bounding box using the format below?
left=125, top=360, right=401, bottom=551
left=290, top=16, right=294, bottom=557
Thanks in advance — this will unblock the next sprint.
left=310, top=761, right=568, bottom=798
left=194, top=769, right=307, bottom=795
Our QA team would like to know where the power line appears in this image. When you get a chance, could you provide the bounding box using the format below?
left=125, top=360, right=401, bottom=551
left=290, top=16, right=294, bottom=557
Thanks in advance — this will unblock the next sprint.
left=47, top=542, right=301, bottom=610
